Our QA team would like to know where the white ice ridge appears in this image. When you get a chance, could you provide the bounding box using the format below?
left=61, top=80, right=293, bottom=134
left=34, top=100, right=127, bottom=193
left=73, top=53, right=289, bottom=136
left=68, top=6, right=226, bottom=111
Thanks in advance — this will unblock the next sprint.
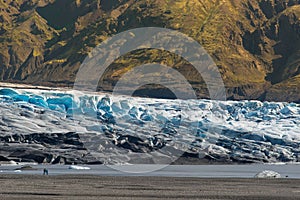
left=0, top=87, right=299, bottom=164
left=69, top=165, right=91, bottom=170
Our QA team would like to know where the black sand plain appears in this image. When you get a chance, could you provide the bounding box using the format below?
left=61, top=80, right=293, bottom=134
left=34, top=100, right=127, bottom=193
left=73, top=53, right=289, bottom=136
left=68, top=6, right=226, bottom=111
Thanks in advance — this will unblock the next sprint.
left=1, top=175, right=300, bottom=200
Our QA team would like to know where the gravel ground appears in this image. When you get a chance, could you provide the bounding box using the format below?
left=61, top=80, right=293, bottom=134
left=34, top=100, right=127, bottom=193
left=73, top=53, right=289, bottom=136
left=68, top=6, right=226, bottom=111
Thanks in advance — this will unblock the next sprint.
left=1, top=175, right=300, bottom=199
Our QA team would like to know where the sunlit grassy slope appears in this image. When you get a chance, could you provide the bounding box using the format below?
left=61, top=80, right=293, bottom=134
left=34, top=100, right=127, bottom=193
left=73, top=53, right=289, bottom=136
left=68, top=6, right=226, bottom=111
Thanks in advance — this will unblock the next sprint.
left=0, top=0, right=299, bottom=101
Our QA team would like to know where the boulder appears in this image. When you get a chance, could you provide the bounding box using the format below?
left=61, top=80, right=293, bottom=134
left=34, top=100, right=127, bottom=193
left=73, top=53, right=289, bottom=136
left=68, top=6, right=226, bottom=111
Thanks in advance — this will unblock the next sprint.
left=255, top=170, right=281, bottom=178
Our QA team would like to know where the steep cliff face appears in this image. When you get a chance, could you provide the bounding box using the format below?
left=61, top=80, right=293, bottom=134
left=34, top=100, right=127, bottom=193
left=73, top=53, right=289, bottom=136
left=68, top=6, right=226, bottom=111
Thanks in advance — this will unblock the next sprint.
left=0, top=0, right=299, bottom=102
left=242, top=1, right=300, bottom=101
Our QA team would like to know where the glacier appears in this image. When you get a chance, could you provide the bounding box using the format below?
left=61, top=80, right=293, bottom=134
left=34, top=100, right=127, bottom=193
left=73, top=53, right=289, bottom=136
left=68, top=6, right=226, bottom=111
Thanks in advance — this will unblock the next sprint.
left=0, top=86, right=299, bottom=165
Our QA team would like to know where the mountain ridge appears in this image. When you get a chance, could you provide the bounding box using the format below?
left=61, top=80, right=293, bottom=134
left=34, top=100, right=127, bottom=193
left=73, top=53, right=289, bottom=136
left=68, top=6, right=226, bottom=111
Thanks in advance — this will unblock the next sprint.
left=0, top=0, right=299, bottom=102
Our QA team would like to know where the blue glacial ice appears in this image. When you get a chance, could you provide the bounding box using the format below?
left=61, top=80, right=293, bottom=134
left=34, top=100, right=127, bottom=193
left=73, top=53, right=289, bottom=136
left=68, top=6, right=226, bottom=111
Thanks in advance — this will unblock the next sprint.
left=0, top=87, right=299, bottom=164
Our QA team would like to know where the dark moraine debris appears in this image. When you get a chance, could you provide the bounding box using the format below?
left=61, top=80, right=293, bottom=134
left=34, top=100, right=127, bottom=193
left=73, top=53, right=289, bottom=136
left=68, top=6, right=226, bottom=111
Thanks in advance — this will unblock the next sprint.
left=114, top=134, right=166, bottom=153
left=0, top=132, right=94, bottom=164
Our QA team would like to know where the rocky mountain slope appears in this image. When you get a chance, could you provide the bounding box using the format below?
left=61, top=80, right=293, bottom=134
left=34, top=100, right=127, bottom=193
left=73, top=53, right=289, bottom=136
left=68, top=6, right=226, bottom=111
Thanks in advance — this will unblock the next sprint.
left=0, top=0, right=299, bottom=102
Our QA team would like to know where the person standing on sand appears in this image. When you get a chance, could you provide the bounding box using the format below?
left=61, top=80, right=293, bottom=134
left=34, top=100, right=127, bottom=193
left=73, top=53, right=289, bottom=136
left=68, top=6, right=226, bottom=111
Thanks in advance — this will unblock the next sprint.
left=43, top=168, right=48, bottom=175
